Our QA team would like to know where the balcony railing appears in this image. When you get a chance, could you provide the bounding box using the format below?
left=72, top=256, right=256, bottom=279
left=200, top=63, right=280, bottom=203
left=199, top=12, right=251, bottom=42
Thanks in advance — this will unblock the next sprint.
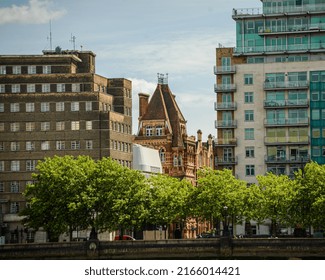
left=258, top=23, right=325, bottom=35
left=264, top=81, right=309, bottom=90
left=214, top=84, right=237, bottom=92
left=215, top=120, right=237, bottom=128
left=214, top=102, right=237, bottom=111
left=264, top=136, right=309, bottom=145
left=264, top=118, right=309, bottom=126
left=214, top=65, right=236, bottom=75
left=265, top=155, right=310, bottom=164
left=234, top=42, right=325, bottom=55
left=264, top=99, right=309, bottom=108
left=215, top=156, right=238, bottom=165
left=233, top=4, right=325, bottom=17
left=215, top=138, right=237, bottom=146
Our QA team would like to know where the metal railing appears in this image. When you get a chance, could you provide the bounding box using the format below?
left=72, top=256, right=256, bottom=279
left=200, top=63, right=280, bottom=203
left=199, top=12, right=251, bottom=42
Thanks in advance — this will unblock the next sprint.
left=214, top=84, right=237, bottom=92
left=215, top=120, right=237, bottom=128
left=264, top=99, right=309, bottom=108
left=264, top=117, right=309, bottom=126
left=214, top=102, right=237, bottom=110
left=264, top=135, right=309, bottom=145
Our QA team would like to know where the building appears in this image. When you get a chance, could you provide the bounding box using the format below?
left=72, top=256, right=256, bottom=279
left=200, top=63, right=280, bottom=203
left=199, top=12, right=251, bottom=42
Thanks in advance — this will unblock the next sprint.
left=134, top=74, right=214, bottom=185
left=0, top=50, right=133, bottom=243
left=133, top=144, right=162, bottom=177
left=215, top=0, right=325, bottom=184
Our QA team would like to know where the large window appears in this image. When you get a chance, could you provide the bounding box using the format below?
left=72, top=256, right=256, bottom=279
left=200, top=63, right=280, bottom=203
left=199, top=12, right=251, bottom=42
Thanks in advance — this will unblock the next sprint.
left=71, top=121, right=80, bottom=130
left=71, top=102, right=79, bottom=111
left=41, top=102, right=50, bottom=112
left=245, top=128, right=254, bottom=140
left=26, top=103, right=35, bottom=112
left=27, top=84, right=35, bottom=93
left=244, top=92, right=254, bottom=103
left=245, top=165, right=255, bottom=176
left=10, top=103, right=20, bottom=112
left=11, top=160, right=20, bottom=171
left=245, top=110, right=254, bottom=121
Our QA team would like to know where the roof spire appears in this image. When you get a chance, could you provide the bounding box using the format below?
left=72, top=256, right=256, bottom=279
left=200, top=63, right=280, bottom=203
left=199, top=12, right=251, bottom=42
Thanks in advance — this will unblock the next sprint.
left=157, top=73, right=168, bottom=85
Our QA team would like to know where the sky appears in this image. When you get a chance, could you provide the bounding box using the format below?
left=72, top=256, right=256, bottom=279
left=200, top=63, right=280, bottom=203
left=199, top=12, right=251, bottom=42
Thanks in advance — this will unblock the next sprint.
left=0, top=0, right=259, bottom=138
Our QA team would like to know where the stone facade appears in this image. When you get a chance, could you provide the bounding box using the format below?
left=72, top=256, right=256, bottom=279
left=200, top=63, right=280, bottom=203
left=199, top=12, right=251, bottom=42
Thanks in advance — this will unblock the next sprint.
left=0, top=50, right=133, bottom=243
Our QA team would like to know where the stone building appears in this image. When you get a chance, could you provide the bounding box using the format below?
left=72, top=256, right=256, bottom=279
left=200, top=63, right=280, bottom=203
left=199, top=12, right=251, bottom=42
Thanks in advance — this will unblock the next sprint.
left=0, top=50, right=133, bottom=243
left=134, top=74, right=214, bottom=185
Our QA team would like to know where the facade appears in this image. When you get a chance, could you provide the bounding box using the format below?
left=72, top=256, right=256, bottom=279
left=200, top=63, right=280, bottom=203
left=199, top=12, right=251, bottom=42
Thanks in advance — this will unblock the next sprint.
left=215, top=0, right=325, bottom=184
left=0, top=50, right=133, bottom=243
left=134, top=74, right=214, bottom=185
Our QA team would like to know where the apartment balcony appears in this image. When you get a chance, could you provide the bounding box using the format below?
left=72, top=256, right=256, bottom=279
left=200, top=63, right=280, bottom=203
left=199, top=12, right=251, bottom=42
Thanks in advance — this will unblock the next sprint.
left=264, top=136, right=309, bottom=145
left=215, top=138, right=237, bottom=146
left=264, top=99, right=309, bottom=108
left=214, top=84, right=237, bottom=93
left=258, top=23, right=325, bottom=36
left=215, top=120, right=237, bottom=128
left=232, top=4, right=325, bottom=19
left=265, top=155, right=310, bottom=164
left=214, top=65, right=236, bottom=75
left=264, top=118, right=309, bottom=127
left=264, top=81, right=309, bottom=91
left=234, top=42, right=325, bottom=56
left=214, top=102, right=237, bottom=111
left=215, top=156, right=238, bottom=165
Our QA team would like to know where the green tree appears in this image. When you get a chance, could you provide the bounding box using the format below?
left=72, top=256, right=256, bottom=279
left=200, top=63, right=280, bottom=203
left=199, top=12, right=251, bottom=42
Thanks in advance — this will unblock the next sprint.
left=147, top=174, right=194, bottom=233
left=21, top=155, right=96, bottom=241
left=193, top=168, right=247, bottom=235
left=256, top=172, right=296, bottom=236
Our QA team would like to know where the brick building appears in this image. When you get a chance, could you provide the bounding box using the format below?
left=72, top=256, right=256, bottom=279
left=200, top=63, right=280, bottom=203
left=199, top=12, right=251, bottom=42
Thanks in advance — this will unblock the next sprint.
left=0, top=50, right=133, bottom=243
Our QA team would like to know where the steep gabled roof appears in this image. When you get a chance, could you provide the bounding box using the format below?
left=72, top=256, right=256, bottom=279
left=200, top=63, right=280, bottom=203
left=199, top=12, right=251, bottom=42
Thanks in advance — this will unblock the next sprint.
left=140, top=82, right=187, bottom=148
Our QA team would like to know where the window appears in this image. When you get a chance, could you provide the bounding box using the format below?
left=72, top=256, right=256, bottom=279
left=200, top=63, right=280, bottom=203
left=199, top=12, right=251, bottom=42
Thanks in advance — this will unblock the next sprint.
left=85, top=101, right=92, bottom=111
left=244, top=74, right=253, bottom=85
left=71, top=141, right=80, bottom=150
left=71, top=101, right=79, bottom=111
left=71, top=121, right=80, bottom=130
left=0, top=84, right=5, bottom=93
left=156, top=125, right=163, bottom=136
left=26, top=122, right=35, bottom=132
left=56, top=121, right=65, bottom=131
left=0, top=65, right=6, bottom=74
left=28, top=65, right=36, bottom=74
left=244, top=92, right=254, bottom=103
left=41, top=141, right=50, bottom=150
left=10, top=123, right=20, bottom=132
left=43, top=65, right=51, bottom=74
left=246, top=165, right=255, bottom=176
left=86, top=140, right=93, bottom=150
left=26, top=103, right=35, bottom=112
left=10, top=181, right=20, bottom=192
left=26, top=141, right=35, bottom=151
left=245, top=110, right=254, bottom=121
left=12, top=66, right=21, bottom=74
left=41, top=122, right=50, bottom=131
left=26, top=160, right=36, bottom=171
left=0, top=123, right=4, bottom=131
left=27, top=84, right=35, bottom=93
left=146, top=126, right=153, bottom=136
left=11, top=84, right=20, bottom=93
left=312, top=109, right=320, bottom=120
left=245, top=128, right=254, bottom=140
left=0, top=103, right=3, bottom=112
left=312, top=128, right=320, bottom=138
left=72, top=84, right=80, bottom=92
left=312, top=146, right=321, bottom=157
left=0, top=142, right=4, bottom=151
left=10, top=142, right=19, bottom=151
left=10, top=103, right=20, bottom=112
left=311, top=91, right=319, bottom=101
left=85, top=121, right=92, bottom=130
left=11, top=160, right=20, bottom=171
left=173, top=155, right=178, bottom=166
left=56, top=102, right=64, bottom=112
left=0, top=161, right=4, bottom=172
left=245, top=147, right=255, bottom=158
left=0, top=182, right=4, bottom=192
left=57, top=84, right=65, bottom=92
left=41, top=102, right=50, bottom=112
left=10, top=202, right=19, bottom=214
left=42, top=84, right=50, bottom=93
left=56, top=141, right=65, bottom=150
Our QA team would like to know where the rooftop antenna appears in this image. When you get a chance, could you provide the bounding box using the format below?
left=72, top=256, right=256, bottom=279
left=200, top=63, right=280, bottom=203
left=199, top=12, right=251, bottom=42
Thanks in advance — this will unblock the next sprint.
left=70, top=34, right=76, bottom=50
left=47, top=20, right=53, bottom=51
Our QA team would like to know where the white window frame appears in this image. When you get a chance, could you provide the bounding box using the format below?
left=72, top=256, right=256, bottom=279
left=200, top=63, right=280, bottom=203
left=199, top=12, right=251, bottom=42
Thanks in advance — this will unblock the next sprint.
left=72, top=84, right=80, bottom=92
left=26, top=103, right=35, bottom=112
left=12, top=66, right=21, bottom=75
left=71, top=101, right=79, bottom=111
left=56, top=121, right=65, bottom=131
left=0, top=66, right=6, bottom=74
left=0, top=161, right=4, bottom=172
left=43, top=65, right=51, bottom=74
left=56, top=102, right=65, bottom=112
left=85, top=101, right=92, bottom=111
left=41, top=141, right=50, bottom=150
left=10, top=142, right=19, bottom=151
left=10, top=123, right=20, bottom=132
left=10, top=103, right=20, bottom=112
left=57, top=84, right=65, bottom=92
left=85, top=121, right=92, bottom=130
left=86, top=140, right=93, bottom=150
left=26, top=160, right=36, bottom=171
left=56, top=141, right=65, bottom=150
left=41, top=122, right=50, bottom=131
left=27, top=84, right=35, bottom=93
left=42, top=84, right=51, bottom=93
left=11, top=160, right=20, bottom=171
left=12, top=84, right=20, bottom=93
left=28, top=65, right=36, bottom=74
left=26, top=122, right=35, bottom=132
left=41, top=102, right=50, bottom=112
left=71, top=140, right=80, bottom=150
left=71, top=121, right=80, bottom=130
left=26, top=141, right=35, bottom=151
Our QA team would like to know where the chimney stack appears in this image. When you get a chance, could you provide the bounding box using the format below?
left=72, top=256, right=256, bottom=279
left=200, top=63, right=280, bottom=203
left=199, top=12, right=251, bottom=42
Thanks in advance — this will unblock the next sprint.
left=138, top=93, right=150, bottom=118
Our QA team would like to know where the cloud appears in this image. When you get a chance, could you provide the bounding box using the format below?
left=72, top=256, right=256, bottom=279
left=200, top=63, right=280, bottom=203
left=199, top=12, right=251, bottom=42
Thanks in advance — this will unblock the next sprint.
left=0, top=0, right=66, bottom=25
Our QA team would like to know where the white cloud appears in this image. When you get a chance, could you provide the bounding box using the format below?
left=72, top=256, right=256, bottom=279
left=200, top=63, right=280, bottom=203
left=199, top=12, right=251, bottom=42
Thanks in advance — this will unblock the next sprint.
left=0, top=0, right=66, bottom=25
left=128, top=78, right=157, bottom=96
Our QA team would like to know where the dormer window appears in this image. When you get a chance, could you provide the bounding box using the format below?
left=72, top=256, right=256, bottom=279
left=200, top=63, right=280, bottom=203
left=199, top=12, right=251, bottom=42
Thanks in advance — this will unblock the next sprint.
left=156, top=125, right=163, bottom=136
left=146, top=126, right=153, bottom=136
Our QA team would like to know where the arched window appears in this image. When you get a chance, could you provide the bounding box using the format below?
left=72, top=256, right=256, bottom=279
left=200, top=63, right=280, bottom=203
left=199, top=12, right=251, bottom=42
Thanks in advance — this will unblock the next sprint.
left=159, top=148, right=165, bottom=163
left=173, top=155, right=178, bottom=166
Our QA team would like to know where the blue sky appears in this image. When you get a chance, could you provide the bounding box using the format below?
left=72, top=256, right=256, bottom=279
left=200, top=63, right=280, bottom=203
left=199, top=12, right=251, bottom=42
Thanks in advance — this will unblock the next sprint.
left=0, top=0, right=259, bottom=137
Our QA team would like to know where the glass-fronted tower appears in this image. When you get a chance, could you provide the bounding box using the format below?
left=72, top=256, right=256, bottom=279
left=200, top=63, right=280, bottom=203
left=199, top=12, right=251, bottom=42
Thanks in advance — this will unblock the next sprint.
left=215, top=0, right=325, bottom=184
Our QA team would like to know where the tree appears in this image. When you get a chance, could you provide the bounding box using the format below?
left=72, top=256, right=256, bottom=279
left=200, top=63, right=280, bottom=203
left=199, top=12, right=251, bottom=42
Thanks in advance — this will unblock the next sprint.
left=146, top=174, right=194, bottom=235
left=193, top=168, right=247, bottom=235
left=21, top=155, right=96, bottom=241
left=256, top=173, right=296, bottom=236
